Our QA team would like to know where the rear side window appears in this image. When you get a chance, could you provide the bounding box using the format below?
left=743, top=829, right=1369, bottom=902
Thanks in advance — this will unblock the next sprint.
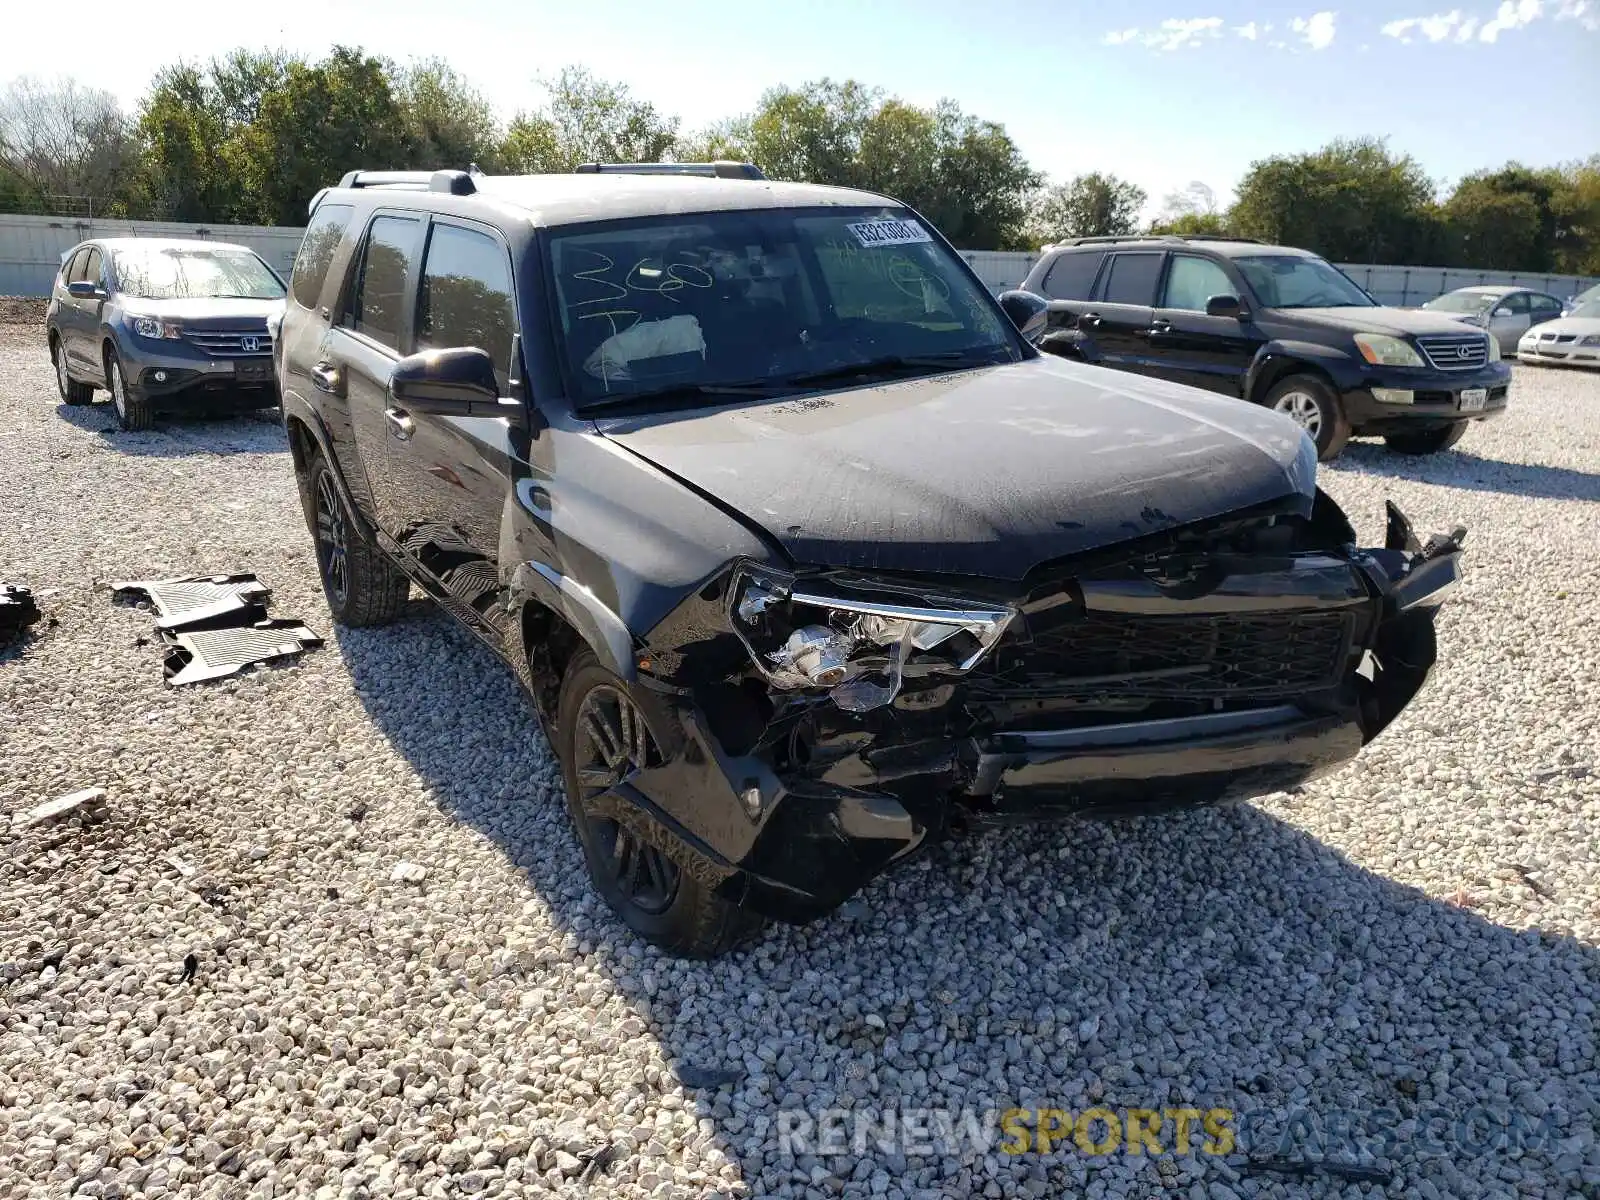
left=291, top=203, right=355, bottom=310
left=1161, top=255, right=1236, bottom=311
left=1040, top=251, right=1104, bottom=301
left=416, top=223, right=516, bottom=387
left=1097, top=253, right=1163, bottom=305
left=346, top=215, right=421, bottom=351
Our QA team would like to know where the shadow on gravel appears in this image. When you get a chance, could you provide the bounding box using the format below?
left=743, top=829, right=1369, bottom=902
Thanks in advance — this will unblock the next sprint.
left=53, top=401, right=288, bottom=456
left=337, top=606, right=1599, bottom=1196
left=1332, top=443, right=1600, bottom=502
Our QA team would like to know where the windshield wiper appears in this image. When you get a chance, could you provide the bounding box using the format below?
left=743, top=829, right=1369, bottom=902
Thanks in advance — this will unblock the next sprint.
left=778, top=350, right=1007, bottom=389
left=581, top=380, right=794, bottom=412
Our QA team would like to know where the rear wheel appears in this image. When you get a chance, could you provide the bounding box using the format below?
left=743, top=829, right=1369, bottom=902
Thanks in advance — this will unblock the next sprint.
left=1384, top=421, right=1468, bottom=456
left=556, top=650, right=765, bottom=958
left=1265, top=374, right=1350, bottom=461
left=303, top=447, right=409, bottom=626
left=51, top=336, right=94, bottom=405
left=106, top=349, right=153, bottom=431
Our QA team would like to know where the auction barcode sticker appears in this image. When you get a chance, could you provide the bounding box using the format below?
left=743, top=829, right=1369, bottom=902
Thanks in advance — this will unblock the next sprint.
left=847, top=219, right=933, bottom=247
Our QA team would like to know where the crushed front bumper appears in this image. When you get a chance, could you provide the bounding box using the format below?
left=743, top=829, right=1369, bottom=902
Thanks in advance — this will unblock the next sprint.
left=609, top=504, right=1465, bottom=924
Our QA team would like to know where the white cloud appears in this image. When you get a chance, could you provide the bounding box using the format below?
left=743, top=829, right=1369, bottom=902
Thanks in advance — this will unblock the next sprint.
left=1291, top=10, right=1339, bottom=47
left=1101, top=17, right=1228, bottom=51
left=1381, top=9, right=1468, bottom=39
left=1235, top=20, right=1261, bottom=38
left=1457, top=15, right=1482, bottom=35
left=1556, top=0, right=1600, bottom=29
left=1478, top=0, right=1542, bottom=40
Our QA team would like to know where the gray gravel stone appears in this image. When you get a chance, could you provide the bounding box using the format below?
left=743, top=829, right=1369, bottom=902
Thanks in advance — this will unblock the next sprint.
left=0, top=327, right=1596, bottom=1199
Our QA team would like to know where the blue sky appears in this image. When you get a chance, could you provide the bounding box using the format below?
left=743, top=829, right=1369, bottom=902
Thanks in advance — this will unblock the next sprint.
left=4, top=0, right=1596, bottom=215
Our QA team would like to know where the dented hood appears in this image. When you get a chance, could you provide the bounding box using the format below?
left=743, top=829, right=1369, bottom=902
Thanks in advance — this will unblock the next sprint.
left=1284, top=306, right=1493, bottom=337
left=596, top=356, right=1316, bottom=579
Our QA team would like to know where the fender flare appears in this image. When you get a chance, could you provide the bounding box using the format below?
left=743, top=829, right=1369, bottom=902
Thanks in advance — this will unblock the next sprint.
left=509, top=560, right=637, bottom=683
left=278, top=391, right=379, bottom=542
left=1246, top=340, right=1360, bottom=403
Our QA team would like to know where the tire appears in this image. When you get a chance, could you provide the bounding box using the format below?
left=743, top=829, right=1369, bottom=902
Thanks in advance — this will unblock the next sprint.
left=105, top=348, right=154, bottom=431
left=1384, top=421, right=1468, bottom=456
left=51, top=335, right=95, bottom=405
left=1264, top=374, right=1350, bottom=462
left=556, top=649, right=765, bottom=958
left=302, top=447, right=410, bottom=626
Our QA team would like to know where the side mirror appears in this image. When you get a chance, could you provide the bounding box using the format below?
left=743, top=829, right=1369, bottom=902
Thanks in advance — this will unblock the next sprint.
left=997, top=289, right=1049, bottom=341
left=1204, top=294, right=1244, bottom=319
left=67, top=280, right=104, bottom=300
left=389, top=347, right=501, bottom=415
left=1492, top=307, right=1512, bottom=318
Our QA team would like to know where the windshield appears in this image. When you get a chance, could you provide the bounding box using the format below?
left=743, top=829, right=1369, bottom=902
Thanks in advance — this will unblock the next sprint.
left=545, top=206, right=1017, bottom=407
left=1423, top=291, right=1499, bottom=314
left=1233, top=255, right=1375, bottom=309
left=1570, top=285, right=1600, bottom=309
left=1570, top=299, right=1600, bottom=320
left=112, top=246, right=285, bottom=300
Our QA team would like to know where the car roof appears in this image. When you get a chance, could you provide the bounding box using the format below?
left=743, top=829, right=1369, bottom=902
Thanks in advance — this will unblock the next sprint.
left=331, top=173, right=899, bottom=228
left=87, top=237, right=260, bottom=255
left=1049, top=238, right=1316, bottom=260
left=1453, top=285, right=1521, bottom=296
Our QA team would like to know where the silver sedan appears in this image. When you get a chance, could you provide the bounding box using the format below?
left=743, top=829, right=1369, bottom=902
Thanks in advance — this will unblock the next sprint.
left=1421, top=286, right=1566, bottom=354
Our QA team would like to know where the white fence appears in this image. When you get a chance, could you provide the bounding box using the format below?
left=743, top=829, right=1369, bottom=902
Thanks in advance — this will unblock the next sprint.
left=0, top=214, right=305, bottom=296
left=2, top=214, right=1594, bottom=307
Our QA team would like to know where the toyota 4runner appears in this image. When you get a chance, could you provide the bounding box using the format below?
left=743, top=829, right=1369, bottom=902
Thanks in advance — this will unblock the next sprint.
left=277, top=164, right=1465, bottom=957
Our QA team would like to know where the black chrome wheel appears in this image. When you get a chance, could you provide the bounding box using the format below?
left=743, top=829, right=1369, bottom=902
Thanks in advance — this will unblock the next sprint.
left=313, top=469, right=349, bottom=607
left=573, top=684, right=679, bottom=915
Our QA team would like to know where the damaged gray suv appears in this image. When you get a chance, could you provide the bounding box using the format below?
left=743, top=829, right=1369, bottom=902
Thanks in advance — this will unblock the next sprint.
left=278, top=163, right=1465, bottom=957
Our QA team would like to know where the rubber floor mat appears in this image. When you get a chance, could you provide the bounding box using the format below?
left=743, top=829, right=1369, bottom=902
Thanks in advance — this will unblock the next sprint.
left=112, top=573, right=270, bottom=630
left=161, top=619, right=323, bottom=685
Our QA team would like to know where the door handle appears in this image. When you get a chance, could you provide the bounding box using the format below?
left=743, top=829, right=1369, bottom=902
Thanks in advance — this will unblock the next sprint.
left=1081, top=312, right=1104, bottom=329
left=384, top=408, right=415, bottom=441
left=310, top=362, right=342, bottom=394
left=1148, top=319, right=1173, bottom=334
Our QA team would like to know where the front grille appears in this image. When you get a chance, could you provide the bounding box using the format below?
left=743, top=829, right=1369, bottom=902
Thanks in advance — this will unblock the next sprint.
left=183, top=328, right=273, bottom=357
left=981, top=610, right=1354, bottom=699
left=1540, top=333, right=1576, bottom=344
left=1416, top=333, right=1489, bottom=371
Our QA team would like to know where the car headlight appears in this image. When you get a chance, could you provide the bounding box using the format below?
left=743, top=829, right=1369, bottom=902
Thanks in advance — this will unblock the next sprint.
left=1354, top=333, right=1424, bottom=367
left=133, top=317, right=182, bottom=340
left=1487, top=336, right=1501, bottom=362
left=729, top=568, right=1015, bottom=712
left=1582, top=335, right=1600, bottom=347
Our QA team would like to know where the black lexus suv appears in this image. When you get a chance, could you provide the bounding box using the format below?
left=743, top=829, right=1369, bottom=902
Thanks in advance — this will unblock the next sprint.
left=278, top=163, right=1464, bottom=957
left=1012, top=236, right=1512, bottom=461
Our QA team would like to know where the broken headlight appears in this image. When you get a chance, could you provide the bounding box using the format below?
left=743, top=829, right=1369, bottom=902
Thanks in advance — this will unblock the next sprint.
left=728, top=568, right=1015, bottom=712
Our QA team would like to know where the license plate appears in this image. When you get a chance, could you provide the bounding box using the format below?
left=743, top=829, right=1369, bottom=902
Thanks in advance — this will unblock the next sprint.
left=234, top=361, right=273, bottom=384
left=1460, top=388, right=1487, bottom=412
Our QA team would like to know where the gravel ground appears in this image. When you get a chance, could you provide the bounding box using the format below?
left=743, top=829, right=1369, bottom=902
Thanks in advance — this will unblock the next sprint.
left=2, top=316, right=1597, bottom=1200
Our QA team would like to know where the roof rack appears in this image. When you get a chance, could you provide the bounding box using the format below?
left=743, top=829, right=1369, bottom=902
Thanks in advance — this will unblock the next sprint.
left=1050, top=234, right=1262, bottom=248
left=335, top=169, right=477, bottom=195
left=574, top=160, right=766, bottom=180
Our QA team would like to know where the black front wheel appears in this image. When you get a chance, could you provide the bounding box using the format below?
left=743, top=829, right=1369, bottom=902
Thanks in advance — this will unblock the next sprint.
left=51, top=336, right=95, bottom=405
left=106, top=349, right=154, bottom=430
left=302, top=448, right=409, bottom=626
left=556, top=650, right=764, bottom=958
left=1384, top=422, right=1468, bottom=456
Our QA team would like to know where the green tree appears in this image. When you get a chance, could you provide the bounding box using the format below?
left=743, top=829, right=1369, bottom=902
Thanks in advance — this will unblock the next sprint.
left=1229, top=137, right=1438, bottom=263
left=693, top=79, right=1038, bottom=248
left=501, top=66, right=678, bottom=172
left=397, top=59, right=501, bottom=171
left=1442, top=163, right=1576, bottom=271
left=1026, top=173, right=1148, bottom=245
left=237, top=47, right=410, bottom=225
